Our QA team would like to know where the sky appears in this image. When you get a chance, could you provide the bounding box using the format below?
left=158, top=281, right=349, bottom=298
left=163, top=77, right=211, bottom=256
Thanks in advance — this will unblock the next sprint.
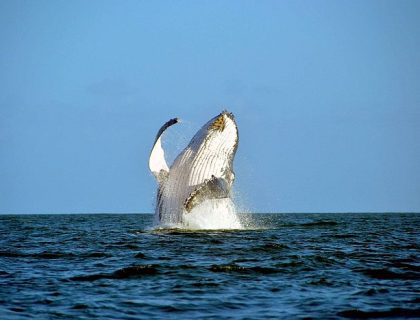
left=1, top=0, right=419, bottom=213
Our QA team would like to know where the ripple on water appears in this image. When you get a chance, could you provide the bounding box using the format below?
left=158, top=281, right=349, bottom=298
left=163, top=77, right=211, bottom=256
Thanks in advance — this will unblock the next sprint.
left=0, top=213, right=418, bottom=319
left=337, top=307, right=420, bottom=318
left=69, top=265, right=159, bottom=281
left=358, top=268, right=419, bottom=280
left=209, top=264, right=281, bottom=274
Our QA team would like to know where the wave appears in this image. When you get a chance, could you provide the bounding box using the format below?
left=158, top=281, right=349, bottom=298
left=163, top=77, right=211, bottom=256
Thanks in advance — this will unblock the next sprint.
left=249, top=243, right=289, bottom=252
left=0, top=250, right=110, bottom=259
left=389, top=261, right=420, bottom=272
left=337, top=307, right=420, bottom=318
left=358, top=268, right=419, bottom=280
left=209, top=264, right=280, bottom=274
left=69, top=265, right=158, bottom=281
left=301, top=221, right=339, bottom=227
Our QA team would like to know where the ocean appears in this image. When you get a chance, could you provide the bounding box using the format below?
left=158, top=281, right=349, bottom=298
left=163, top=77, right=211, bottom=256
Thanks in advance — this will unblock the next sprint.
left=0, top=213, right=419, bottom=319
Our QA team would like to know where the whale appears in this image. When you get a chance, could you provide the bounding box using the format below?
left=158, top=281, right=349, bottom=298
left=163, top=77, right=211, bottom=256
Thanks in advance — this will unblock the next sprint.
left=149, top=111, right=239, bottom=226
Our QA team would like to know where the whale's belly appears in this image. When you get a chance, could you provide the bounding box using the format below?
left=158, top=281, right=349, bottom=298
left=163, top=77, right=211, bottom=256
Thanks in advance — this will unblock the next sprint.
left=157, top=146, right=229, bottom=225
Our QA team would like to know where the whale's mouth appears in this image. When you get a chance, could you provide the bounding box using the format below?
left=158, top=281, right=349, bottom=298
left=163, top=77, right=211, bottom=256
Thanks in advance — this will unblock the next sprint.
left=210, top=114, right=226, bottom=131
left=209, top=111, right=235, bottom=132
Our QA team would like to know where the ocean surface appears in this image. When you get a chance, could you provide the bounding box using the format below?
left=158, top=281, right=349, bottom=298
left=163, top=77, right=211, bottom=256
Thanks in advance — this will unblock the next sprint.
left=0, top=213, right=419, bottom=319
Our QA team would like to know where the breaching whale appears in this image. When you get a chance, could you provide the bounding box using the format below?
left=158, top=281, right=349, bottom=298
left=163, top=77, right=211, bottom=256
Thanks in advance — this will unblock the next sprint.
left=149, top=111, right=239, bottom=227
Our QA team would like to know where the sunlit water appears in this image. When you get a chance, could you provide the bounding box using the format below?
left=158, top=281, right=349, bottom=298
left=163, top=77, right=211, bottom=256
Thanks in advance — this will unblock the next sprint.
left=0, top=213, right=419, bottom=319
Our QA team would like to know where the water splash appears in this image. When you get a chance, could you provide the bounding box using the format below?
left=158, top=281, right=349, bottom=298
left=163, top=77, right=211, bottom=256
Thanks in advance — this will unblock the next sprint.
left=154, top=198, right=244, bottom=230
left=183, top=198, right=242, bottom=230
left=152, top=190, right=257, bottom=231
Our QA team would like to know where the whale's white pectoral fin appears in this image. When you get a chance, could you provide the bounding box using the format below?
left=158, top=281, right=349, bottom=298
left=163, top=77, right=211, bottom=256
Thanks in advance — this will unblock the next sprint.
left=149, top=118, right=179, bottom=183
left=184, top=175, right=230, bottom=213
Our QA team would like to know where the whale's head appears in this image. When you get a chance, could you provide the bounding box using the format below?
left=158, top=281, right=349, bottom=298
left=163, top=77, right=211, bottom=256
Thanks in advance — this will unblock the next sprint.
left=183, top=111, right=238, bottom=186
left=191, top=111, right=238, bottom=160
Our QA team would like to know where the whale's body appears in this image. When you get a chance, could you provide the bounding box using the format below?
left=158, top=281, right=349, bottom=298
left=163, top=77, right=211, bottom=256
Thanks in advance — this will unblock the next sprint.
left=149, top=111, right=239, bottom=226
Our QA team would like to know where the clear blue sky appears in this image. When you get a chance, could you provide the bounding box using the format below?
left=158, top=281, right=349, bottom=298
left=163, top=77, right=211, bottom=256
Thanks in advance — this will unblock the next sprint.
left=1, top=0, right=419, bottom=213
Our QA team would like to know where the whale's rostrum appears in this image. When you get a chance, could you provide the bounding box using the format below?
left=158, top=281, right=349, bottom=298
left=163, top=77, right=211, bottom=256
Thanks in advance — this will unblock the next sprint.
left=149, top=111, right=239, bottom=226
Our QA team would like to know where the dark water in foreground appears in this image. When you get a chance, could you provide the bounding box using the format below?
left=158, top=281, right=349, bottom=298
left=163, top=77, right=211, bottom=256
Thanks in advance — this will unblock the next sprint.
left=0, top=213, right=419, bottom=319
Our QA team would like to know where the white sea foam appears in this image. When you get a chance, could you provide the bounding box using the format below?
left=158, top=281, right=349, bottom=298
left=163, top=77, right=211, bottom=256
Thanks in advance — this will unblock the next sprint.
left=182, top=198, right=242, bottom=230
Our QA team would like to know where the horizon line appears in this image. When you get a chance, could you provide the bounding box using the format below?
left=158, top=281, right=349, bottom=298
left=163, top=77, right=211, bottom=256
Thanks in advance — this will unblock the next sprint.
left=0, top=212, right=419, bottom=215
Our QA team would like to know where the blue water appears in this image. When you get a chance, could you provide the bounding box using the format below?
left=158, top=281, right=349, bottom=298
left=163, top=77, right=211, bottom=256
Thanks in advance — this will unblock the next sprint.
left=0, top=213, right=419, bottom=319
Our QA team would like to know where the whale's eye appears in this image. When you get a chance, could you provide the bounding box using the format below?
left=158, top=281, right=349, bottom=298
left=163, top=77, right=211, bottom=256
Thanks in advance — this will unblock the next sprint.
left=210, top=115, right=225, bottom=131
